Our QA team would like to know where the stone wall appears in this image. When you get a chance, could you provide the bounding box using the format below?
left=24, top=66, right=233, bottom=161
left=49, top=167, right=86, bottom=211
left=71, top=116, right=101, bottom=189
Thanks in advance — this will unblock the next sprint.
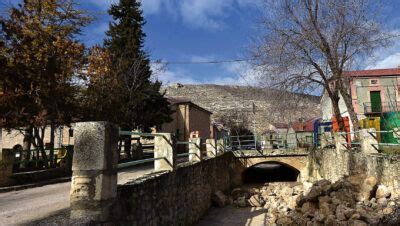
left=113, top=153, right=234, bottom=225
left=308, top=148, right=400, bottom=198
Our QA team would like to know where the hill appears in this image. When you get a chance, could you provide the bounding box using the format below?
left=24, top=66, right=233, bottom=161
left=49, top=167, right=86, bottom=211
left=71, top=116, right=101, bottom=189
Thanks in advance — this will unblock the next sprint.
left=163, top=84, right=321, bottom=133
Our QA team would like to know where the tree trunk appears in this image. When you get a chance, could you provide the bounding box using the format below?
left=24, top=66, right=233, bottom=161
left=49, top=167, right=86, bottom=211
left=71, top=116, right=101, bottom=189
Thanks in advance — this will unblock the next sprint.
left=124, top=136, right=132, bottom=159
left=326, top=86, right=345, bottom=131
left=49, top=125, right=55, bottom=167
left=338, top=82, right=361, bottom=134
left=22, top=126, right=33, bottom=159
left=34, top=127, right=48, bottom=168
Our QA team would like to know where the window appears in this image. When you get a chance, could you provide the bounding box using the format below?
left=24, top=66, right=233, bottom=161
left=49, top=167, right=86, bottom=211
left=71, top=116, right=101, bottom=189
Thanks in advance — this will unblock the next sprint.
left=370, top=79, right=379, bottom=85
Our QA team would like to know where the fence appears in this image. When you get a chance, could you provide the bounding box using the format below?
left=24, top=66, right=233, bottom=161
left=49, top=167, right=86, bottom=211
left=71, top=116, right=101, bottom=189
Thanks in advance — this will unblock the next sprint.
left=3, top=145, right=73, bottom=173
left=69, top=122, right=229, bottom=222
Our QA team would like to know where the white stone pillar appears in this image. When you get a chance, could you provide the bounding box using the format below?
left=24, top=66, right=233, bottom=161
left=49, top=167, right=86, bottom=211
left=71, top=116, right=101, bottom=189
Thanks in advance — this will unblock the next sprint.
left=189, top=138, right=202, bottom=163
left=217, top=139, right=225, bottom=155
left=334, top=132, right=348, bottom=152
left=70, top=122, right=119, bottom=222
left=154, top=133, right=176, bottom=171
left=360, top=128, right=378, bottom=154
left=206, top=139, right=217, bottom=157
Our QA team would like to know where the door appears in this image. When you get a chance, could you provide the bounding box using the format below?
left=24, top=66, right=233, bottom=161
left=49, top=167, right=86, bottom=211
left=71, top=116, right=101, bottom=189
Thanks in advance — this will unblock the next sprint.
left=370, top=91, right=382, bottom=113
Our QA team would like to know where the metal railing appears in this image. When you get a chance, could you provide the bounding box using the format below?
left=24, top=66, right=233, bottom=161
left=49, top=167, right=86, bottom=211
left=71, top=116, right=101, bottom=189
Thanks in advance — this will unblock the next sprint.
left=117, top=131, right=163, bottom=169
left=363, top=102, right=400, bottom=114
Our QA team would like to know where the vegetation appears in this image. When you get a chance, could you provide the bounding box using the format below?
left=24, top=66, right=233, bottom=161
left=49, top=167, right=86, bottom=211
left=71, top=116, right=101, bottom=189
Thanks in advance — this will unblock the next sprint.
left=0, top=0, right=91, bottom=166
left=254, top=0, right=393, bottom=132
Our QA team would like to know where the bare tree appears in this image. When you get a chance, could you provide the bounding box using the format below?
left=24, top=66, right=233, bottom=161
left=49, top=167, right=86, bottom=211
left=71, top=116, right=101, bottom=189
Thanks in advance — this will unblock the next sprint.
left=253, top=0, right=393, bottom=131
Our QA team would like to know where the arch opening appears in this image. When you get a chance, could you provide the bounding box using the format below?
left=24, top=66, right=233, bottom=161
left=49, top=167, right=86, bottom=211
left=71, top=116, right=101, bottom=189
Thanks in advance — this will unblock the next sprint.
left=242, top=161, right=300, bottom=184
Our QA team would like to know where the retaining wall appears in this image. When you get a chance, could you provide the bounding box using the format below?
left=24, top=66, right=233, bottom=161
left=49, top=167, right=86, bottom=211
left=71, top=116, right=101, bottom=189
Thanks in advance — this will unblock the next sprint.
left=113, top=152, right=234, bottom=225
left=308, top=148, right=400, bottom=198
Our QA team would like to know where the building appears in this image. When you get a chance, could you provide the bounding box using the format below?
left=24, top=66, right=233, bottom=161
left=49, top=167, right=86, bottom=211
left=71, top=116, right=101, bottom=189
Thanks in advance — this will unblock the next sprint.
left=160, top=97, right=212, bottom=141
left=321, top=68, right=400, bottom=134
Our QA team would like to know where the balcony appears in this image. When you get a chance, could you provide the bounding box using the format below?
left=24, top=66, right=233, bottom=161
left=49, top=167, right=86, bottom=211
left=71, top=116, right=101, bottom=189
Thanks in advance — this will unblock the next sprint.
left=363, top=102, right=400, bottom=114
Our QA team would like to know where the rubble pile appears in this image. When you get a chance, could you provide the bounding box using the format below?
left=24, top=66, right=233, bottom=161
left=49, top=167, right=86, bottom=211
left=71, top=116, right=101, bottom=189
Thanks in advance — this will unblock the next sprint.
left=214, top=176, right=400, bottom=225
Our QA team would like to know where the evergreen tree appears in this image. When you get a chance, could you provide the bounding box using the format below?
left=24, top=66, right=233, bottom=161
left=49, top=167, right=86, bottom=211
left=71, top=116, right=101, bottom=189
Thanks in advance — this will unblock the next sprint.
left=104, top=0, right=172, bottom=131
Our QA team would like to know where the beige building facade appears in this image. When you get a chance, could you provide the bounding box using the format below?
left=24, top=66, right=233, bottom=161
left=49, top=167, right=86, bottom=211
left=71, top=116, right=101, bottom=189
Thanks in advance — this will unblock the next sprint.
left=161, top=97, right=212, bottom=141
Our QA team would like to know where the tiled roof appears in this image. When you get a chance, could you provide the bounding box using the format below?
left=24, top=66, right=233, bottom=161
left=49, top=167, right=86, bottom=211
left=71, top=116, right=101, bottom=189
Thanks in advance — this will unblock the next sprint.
left=344, top=68, right=400, bottom=77
left=167, top=96, right=212, bottom=114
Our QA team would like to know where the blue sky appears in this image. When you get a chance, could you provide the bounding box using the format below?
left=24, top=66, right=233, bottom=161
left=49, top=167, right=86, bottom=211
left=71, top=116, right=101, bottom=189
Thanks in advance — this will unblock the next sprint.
left=2, top=0, right=400, bottom=86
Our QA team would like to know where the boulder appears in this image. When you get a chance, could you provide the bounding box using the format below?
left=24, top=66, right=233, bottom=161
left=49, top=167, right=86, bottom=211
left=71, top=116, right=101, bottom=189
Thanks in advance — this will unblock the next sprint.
left=375, top=185, right=391, bottom=199
left=377, top=197, right=388, bottom=207
left=212, top=191, right=227, bottom=207
left=301, top=202, right=317, bottom=214
left=231, top=188, right=249, bottom=200
left=236, top=196, right=247, bottom=207
left=358, top=176, right=377, bottom=201
left=335, top=204, right=348, bottom=221
left=276, top=216, right=293, bottom=225
left=248, top=194, right=264, bottom=207
left=352, top=220, right=368, bottom=226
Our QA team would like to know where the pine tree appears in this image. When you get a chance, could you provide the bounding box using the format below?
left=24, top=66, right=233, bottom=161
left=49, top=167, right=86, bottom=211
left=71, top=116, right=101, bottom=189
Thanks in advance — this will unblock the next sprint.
left=104, top=0, right=172, bottom=130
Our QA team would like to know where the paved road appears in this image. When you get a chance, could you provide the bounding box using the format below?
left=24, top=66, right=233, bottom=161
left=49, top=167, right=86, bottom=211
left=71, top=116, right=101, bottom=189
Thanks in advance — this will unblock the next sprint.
left=0, top=164, right=153, bottom=225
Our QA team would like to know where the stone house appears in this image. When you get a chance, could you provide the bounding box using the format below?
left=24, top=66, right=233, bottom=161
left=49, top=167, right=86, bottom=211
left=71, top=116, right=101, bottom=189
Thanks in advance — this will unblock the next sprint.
left=321, top=68, right=400, bottom=132
left=0, top=126, right=73, bottom=150
left=160, top=97, right=212, bottom=141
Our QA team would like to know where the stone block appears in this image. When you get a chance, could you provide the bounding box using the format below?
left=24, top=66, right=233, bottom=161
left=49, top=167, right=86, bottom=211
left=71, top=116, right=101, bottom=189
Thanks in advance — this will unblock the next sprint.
left=154, top=133, right=176, bottom=171
left=72, top=122, right=119, bottom=171
left=360, top=129, right=378, bottom=154
left=206, top=139, right=217, bottom=158
left=70, top=122, right=119, bottom=222
left=216, top=139, right=225, bottom=155
left=189, top=138, right=201, bottom=163
left=0, top=148, right=14, bottom=186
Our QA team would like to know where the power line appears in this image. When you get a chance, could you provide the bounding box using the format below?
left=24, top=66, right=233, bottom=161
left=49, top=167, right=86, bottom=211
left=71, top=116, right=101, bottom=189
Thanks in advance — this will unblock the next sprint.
left=152, top=58, right=255, bottom=65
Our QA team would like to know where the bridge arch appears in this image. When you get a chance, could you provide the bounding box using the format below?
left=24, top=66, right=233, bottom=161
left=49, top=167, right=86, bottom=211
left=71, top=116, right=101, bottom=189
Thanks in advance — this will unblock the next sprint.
left=232, top=155, right=309, bottom=185
left=242, top=161, right=300, bottom=183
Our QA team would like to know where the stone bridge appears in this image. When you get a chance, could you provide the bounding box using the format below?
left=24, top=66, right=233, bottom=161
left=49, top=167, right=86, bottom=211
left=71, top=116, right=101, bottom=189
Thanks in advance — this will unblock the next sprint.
left=230, top=149, right=310, bottom=186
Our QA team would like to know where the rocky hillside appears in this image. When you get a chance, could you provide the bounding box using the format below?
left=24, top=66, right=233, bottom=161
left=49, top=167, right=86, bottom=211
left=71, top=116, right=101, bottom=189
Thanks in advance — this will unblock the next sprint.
left=163, top=84, right=321, bottom=133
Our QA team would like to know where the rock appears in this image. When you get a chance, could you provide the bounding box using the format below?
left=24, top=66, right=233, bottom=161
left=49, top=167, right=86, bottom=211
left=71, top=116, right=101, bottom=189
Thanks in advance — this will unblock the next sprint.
left=382, top=207, right=393, bottom=215
left=358, top=176, right=377, bottom=201
left=301, top=202, right=317, bottom=214
left=350, top=213, right=361, bottom=220
left=324, top=214, right=336, bottom=225
left=314, top=212, right=326, bottom=222
left=212, top=191, right=227, bottom=207
left=377, top=197, right=388, bottom=207
left=231, top=188, right=250, bottom=199
left=344, top=208, right=356, bottom=219
left=236, top=196, right=247, bottom=207
left=319, top=202, right=333, bottom=216
left=248, top=194, right=264, bottom=207
left=375, top=185, right=391, bottom=199
left=352, top=219, right=368, bottom=226
left=335, top=204, right=348, bottom=221
left=276, top=216, right=293, bottom=225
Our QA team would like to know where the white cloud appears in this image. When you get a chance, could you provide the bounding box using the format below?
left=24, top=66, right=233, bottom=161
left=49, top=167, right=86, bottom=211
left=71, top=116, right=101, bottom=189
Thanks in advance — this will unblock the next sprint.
left=140, top=0, right=163, bottom=14
left=367, top=53, right=400, bottom=69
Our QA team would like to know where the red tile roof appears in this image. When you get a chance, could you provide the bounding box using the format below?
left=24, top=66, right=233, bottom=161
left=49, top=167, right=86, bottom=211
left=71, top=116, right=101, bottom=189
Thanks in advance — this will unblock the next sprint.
left=344, top=68, right=400, bottom=77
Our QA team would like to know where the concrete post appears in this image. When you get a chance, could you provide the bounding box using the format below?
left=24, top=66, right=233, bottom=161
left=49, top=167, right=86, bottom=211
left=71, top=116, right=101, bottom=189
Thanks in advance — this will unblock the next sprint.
left=154, top=133, right=176, bottom=171
left=189, top=138, right=202, bottom=163
left=360, top=128, right=378, bottom=154
left=70, top=122, right=119, bottom=223
left=0, top=149, right=14, bottom=187
left=217, top=139, right=225, bottom=155
left=206, top=139, right=217, bottom=157
left=334, top=132, right=348, bottom=152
